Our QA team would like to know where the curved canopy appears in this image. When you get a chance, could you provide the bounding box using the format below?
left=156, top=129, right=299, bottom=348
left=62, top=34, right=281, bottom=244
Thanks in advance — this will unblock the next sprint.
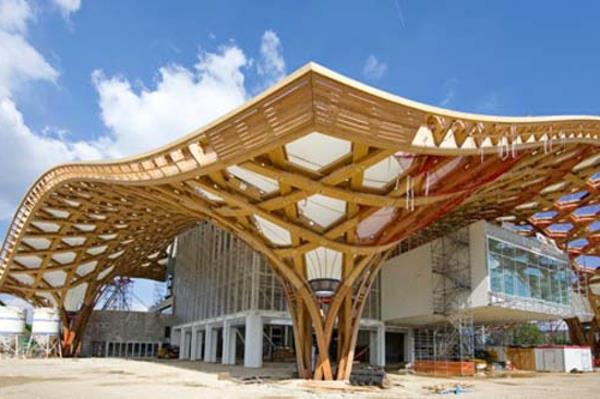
left=1, top=62, right=599, bottom=311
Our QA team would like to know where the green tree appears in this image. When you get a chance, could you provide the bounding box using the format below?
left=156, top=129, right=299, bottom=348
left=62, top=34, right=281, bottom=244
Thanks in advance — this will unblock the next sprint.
left=511, top=323, right=543, bottom=346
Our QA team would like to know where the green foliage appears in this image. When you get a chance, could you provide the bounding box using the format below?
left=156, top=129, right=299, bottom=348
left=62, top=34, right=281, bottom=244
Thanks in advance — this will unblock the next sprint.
left=511, top=323, right=543, bottom=346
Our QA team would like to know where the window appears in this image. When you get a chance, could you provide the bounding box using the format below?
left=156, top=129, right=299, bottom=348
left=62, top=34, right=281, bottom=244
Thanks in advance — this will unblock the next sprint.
left=487, top=237, right=568, bottom=304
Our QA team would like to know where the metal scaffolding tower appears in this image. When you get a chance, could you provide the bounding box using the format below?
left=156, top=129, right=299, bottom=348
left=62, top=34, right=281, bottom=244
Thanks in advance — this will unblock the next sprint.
left=414, top=227, right=475, bottom=373
left=100, top=277, right=133, bottom=311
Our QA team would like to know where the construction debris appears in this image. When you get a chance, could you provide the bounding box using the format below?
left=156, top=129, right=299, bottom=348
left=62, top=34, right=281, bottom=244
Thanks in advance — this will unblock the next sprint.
left=424, top=382, right=474, bottom=395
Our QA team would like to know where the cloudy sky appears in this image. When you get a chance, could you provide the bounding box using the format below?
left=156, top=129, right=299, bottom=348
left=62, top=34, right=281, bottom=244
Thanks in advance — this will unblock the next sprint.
left=2, top=0, right=600, bottom=306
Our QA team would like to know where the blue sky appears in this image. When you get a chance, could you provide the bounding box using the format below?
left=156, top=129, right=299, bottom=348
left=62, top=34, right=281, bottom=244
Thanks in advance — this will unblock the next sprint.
left=2, top=0, right=600, bottom=307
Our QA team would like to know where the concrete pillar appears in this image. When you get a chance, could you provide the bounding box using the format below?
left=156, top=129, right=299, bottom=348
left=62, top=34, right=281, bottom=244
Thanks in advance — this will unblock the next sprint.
left=204, top=325, right=218, bottom=362
left=184, top=329, right=192, bottom=359
left=178, top=328, right=186, bottom=359
left=369, top=323, right=385, bottom=367
left=190, top=326, right=198, bottom=360
left=405, top=329, right=415, bottom=364
left=222, top=320, right=237, bottom=365
left=244, top=313, right=263, bottom=368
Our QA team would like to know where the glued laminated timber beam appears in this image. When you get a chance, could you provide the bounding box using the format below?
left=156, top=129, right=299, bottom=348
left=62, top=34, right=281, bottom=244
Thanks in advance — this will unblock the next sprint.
left=1, top=62, right=599, bottom=376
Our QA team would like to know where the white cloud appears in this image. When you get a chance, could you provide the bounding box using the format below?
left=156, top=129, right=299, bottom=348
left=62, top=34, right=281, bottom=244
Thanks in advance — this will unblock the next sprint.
left=476, top=91, right=501, bottom=114
left=0, top=23, right=287, bottom=223
left=51, top=0, right=81, bottom=18
left=0, top=30, right=58, bottom=97
left=362, top=54, right=387, bottom=80
left=0, top=0, right=100, bottom=220
left=257, top=30, right=286, bottom=87
left=439, top=78, right=458, bottom=107
left=0, top=98, right=103, bottom=219
left=0, top=0, right=31, bottom=34
left=92, top=45, right=249, bottom=157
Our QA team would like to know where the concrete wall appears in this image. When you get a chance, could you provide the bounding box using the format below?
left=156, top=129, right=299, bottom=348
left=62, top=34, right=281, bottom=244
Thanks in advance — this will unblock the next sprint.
left=469, top=221, right=489, bottom=308
left=82, top=310, right=175, bottom=356
left=381, top=243, right=433, bottom=321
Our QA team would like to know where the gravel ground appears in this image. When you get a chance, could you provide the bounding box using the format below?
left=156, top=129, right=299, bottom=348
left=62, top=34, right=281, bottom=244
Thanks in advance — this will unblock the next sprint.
left=0, top=358, right=599, bottom=398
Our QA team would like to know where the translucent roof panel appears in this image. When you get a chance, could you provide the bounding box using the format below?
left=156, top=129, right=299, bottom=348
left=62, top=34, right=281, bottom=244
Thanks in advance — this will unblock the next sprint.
left=363, top=155, right=413, bottom=189
left=227, top=165, right=279, bottom=194
left=305, top=246, right=342, bottom=281
left=51, top=251, right=76, bottom=265
left=14, top=255, right=42, bottom=269
left=97, top=265, right=115, bottom=280
left=43, top=270, right=67, bottom=287
left=76, top=261, right=97, bottom=277
left=254, top=215, right=292, bottom=246
left=194, top=186, right=224, bottom=202
left=298, top=194, right=346, bottom=228
left=531, top=210, right=558, bottom=220
left=573, top=204, right=600, bottom=218
left=31, top=221, right=60, bottom=233
left=64, top=282, right=88, bottom=312
left=568, top=238, right=589, bottom=249
left=21, top=237, right=51, bottom=250
left=557, top=191, right=588, bottom=205
left=12, top=273, right=34, bottom=286
left=285, top=132, right=351, bottom=171
left=588, top=220, right=600, bottom=233
left=62, top=236, right=87, bottom=247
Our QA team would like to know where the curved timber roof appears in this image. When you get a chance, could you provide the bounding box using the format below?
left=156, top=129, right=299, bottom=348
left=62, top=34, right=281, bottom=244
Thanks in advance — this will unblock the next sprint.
left=1, top=62, right=599, bottom=311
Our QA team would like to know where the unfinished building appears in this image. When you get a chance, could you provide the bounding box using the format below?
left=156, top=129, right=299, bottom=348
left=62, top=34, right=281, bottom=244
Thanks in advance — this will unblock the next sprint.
left=0, top=63, right=598, bottom=379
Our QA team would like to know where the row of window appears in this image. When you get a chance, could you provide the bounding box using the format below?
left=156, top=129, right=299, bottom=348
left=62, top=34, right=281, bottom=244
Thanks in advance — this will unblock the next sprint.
left=487, top=238, right=570, bottom=305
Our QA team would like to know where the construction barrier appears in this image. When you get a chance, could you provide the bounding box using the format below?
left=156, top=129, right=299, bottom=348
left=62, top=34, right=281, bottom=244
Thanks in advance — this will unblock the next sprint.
left=414, top=360, right=475, bottom=376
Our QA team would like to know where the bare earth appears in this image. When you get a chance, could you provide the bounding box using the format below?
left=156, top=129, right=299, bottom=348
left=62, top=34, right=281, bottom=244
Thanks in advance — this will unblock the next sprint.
left=0, top=358, right=598, bottom=399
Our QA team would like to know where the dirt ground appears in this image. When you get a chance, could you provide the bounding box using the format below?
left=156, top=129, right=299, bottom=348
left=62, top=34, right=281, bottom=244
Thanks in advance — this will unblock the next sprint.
left=0, top=358, right=598, bottom=399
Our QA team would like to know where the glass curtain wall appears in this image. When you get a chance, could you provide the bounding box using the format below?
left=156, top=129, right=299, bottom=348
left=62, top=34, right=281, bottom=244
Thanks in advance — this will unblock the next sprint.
left=487, top=237, right=570, bottom=304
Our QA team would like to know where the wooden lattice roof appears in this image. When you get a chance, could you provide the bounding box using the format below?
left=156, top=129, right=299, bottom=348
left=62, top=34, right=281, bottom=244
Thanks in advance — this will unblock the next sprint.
left=0, top=62, right=599, bottom=311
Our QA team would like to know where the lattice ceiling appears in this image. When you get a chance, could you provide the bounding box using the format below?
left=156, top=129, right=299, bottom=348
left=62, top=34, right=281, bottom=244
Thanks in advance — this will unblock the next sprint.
left=0, top=63, right=599, bottom=312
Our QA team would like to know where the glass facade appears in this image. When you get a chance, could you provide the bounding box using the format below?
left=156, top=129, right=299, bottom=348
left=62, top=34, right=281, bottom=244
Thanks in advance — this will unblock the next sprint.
left=487, top=237, right=570, bottom=305
left=174, top=222, right=381, bottom=323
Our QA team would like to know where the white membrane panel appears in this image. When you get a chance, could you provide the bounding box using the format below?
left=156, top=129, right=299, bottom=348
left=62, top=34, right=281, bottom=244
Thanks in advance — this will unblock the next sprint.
left=62, top=236, right=87, bottom=247
left=298, top=194, right=346, bottom=228
left=305, top=247, right=342, bottom=281
left=21, top=237, right=51, bottom=250
left=31, top=221, right=60, bottom=233
left=194, top=187, right=224, bottom=202
left=51, top=252, right=76, bottom=265
left=43, top=270, right=67, bottom=287
left=285, top=132, right=351, bottom=171
left=254, top=214, right=292, bottom=246
left=573, top=152, right=600, bottom=171
left=86, top=245, right=108, bottom=256
left=97, top=265, right=115, bottom=281
left=227, top=165, right=279, bottom=194
left=14, top=255, right=42, bottom=269
left=363, top=155, right=413, bottom=189
left=76, top=261, right=97, bottom=277
left=44, top=208, right=70, bottom=219
left=64, top=283, right=88, bottom=312
left=12, top=273, right=34, bottom=285
left=74, top=223, right=96, bottom=232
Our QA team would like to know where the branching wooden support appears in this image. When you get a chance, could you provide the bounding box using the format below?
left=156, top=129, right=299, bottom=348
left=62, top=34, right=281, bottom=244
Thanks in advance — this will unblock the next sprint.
left=0, top=63, right=599, bottom=378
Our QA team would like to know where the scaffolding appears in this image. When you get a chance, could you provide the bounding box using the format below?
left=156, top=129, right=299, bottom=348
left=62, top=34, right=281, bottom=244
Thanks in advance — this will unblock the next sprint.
left=414, top=228, right=475, bottom=375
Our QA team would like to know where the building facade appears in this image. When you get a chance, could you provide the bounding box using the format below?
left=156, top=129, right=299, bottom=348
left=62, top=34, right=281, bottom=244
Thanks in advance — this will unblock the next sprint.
left=170, top=222, right=384, bottom=368
left=170, top=220, right=590, bottom=369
